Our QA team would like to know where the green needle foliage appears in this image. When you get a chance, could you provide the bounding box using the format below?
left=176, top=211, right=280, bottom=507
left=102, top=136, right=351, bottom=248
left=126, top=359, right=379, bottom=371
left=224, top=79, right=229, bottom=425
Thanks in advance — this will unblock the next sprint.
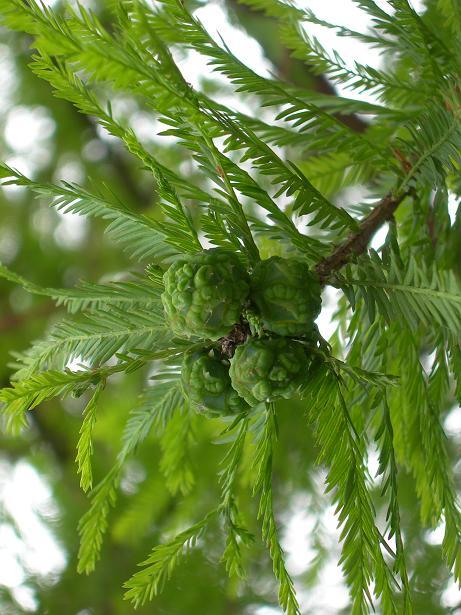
left=1, top=0, right=461, bottom=612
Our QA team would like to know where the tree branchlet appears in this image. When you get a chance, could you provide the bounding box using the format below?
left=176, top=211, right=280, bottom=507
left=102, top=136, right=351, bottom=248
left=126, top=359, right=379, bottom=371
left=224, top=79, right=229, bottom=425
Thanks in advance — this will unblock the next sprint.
left=315, top=191, right=411, bottom=284
left=219, top=321, right=250, bottom=358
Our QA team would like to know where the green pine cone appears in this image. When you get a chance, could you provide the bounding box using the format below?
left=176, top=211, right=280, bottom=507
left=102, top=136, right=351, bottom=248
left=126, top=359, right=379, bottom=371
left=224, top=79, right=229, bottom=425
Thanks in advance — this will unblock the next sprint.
left=250, top=256, right=321, bottom=336
left=161, top=249, right=250, bottom=339
left=182, top=349, right=248, bottom=416
left=229, top=336, right=308, bottom=405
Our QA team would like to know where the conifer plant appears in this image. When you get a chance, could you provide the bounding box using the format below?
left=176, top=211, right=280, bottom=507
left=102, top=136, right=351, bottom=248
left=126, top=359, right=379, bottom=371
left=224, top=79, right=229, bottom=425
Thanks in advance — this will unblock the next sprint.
left=1, top=1, right=461, bottom=613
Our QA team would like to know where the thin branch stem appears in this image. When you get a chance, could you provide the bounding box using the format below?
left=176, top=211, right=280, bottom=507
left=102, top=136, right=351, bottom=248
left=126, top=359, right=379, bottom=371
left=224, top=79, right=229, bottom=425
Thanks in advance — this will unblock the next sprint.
left=315, top=190, right=411, bottom=283
left=198, top=128, right=260, bottom=263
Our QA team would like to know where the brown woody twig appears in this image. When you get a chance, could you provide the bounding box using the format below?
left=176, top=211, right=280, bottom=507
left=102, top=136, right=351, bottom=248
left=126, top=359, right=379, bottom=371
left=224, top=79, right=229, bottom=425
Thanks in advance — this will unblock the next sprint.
left=314, top=191, right=410, bottom=284
left=219, top=322, right=250, bottom=358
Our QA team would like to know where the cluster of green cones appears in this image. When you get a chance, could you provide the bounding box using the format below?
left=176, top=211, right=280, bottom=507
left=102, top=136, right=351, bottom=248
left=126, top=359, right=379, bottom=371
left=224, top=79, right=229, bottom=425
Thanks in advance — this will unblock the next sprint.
left=161, top=248, right=322, bottom=415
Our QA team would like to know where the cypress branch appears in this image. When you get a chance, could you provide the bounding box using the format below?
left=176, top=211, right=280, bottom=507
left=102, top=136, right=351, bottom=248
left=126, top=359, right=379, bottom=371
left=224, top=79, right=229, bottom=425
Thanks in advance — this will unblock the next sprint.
left=1, top=0, right=461, bottom=612
left=315, top=190, right=410, bottom=283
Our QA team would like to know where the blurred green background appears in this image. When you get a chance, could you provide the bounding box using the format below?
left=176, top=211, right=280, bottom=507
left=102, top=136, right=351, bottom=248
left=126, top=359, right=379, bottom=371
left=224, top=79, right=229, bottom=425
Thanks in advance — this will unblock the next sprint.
left=1, top=1, right=460, bottom=613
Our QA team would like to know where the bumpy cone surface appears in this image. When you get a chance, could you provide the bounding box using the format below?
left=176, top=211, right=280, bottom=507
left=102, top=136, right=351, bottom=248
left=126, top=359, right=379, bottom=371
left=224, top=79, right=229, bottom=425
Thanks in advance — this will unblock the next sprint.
left=162, top=249, right=250, bottom=339
left=229, top=337, right=308, bottom=405
left=250, top=256, right=321, bottom=336
left=182, top=350, right=248, bottom=416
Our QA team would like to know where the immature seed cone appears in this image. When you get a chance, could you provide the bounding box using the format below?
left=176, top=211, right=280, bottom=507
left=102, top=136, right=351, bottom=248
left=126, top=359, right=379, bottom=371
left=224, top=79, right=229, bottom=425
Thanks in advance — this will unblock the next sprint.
left=162, top=249, right=250, bottom=340
left=229, top=336, right=308, bottom=405
left=250, top=256, right=321, bottom=336
left=182, top=349, right=248, bottom=416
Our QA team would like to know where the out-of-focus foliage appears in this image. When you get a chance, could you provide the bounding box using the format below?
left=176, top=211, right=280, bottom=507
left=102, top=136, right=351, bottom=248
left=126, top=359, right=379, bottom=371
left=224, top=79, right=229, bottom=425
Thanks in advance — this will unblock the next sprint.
left=0, top=1, right=460, bottom=614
